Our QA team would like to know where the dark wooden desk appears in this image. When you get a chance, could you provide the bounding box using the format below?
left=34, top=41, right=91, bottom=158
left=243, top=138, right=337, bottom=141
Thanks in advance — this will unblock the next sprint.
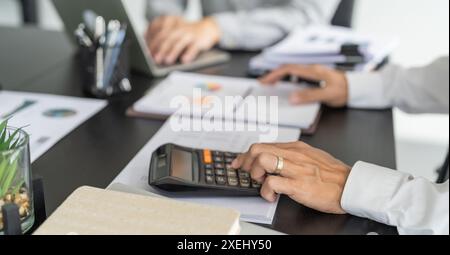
left=0, top=27, right=398, bottom=235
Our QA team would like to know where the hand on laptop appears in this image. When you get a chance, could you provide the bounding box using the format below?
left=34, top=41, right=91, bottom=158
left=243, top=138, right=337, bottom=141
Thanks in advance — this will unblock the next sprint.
left=260, top=65, right=349, bottom=107
left=146, top=16, right=221, bottom=65
left=232, top=142, right=351, bottom=214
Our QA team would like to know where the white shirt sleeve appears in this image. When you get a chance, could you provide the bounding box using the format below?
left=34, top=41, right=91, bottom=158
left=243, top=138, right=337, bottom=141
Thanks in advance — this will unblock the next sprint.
left=346, top=57, right=449, bottom=114
left=341, top=161, right=449, bottom=235
left=146, top=0, right=186, bottom=21
left=213, top=0, right=341, bottom=50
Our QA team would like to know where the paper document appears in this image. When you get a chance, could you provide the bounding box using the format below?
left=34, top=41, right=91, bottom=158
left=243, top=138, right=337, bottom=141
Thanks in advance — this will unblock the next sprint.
left=132, top=72, right=321, bottom=129
left=0, top=91, right=107, bottom=162
left=249, top=25, right=398, bottom=72
left=110, top=115, right=301, bottom=224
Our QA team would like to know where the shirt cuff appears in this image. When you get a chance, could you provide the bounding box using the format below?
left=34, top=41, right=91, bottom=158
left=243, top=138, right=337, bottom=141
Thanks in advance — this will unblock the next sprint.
left=341, top=161, right=412, bottom=225
left=346, top=72, right=391, bottom=109
left=212, top=13, right=240, bottom=49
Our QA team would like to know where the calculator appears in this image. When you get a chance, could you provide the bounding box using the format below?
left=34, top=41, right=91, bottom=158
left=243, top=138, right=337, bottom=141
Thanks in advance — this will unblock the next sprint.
left=148, top=144, right=261, bottom=196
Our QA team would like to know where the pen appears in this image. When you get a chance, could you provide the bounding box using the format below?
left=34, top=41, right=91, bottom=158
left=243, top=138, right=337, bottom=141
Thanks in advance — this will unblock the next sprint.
left=285, top=75, right=327, bottom=88
left=94, top=16, right=106, bottom=90
left=83, top=10, right=98, bottom=40
left=74, top=24, right=93, bottom=48
left=103, top=20, right=121, bottom=88
left=103, top=26, right=127, bottom=89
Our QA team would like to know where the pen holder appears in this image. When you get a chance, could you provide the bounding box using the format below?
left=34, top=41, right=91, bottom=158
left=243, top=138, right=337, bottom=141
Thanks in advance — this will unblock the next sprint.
left=78, top=41, right=132, bottom=98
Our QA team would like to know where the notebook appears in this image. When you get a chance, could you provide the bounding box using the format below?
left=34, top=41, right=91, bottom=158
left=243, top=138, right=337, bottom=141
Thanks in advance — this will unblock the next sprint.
left=127, top=72, right=322, bottom=134
left=34, top=186, right=241, bottom=235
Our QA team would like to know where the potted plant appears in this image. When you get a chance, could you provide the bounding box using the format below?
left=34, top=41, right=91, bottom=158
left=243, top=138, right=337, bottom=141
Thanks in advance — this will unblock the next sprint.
left=0, top=119, right=34, bottom=234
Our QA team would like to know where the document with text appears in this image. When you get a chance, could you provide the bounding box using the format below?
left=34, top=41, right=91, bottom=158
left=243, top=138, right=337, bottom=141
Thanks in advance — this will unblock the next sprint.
left=111, top=115, right=301, bottom=224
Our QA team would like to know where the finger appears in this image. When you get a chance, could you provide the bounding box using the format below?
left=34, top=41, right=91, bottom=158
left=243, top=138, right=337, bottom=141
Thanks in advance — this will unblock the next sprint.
left=239, top=144, right=279, bottom=172
left=260, top=65, right=327, bottom=85
left=154, top=31, right=183, bottom=64
left=233, top=143, right=314, bottom=176
left=289, top=88, right=329, bottom=105
left=149, top=30, right=171, bottom=60
left=150, top=16, right=176, bottom=37
left=260, top=176, right=294, bottom=202
left=250, top=153, right=310, bottom=181
left=248, top=152, right=277, bottom=183
left=231, top=153, right=245, bottom=169
left=232, top=144, right=281, bottom=170
left=165, top=34, right=193, bottom=65
left=259, top=66, right=294, bottom=85
left=181, top=43, right=201, bottom=64
left=149, top=17, right=164, bottom=36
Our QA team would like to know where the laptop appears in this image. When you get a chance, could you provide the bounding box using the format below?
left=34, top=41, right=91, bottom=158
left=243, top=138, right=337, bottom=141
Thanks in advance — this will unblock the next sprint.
left=52, top=0, right=230, bottom=77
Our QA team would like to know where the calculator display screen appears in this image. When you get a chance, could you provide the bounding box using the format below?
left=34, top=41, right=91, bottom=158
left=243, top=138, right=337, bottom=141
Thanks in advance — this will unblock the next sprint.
left=171, top=149, right=193, bottom=182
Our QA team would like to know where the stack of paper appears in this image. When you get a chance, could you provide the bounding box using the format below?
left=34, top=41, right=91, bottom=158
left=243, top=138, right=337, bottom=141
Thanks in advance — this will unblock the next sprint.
left=34, top=186, right=241, bottom=235
left=249, top=25, right=399, bottom=73
left=110, top=115, right=302, bottom=224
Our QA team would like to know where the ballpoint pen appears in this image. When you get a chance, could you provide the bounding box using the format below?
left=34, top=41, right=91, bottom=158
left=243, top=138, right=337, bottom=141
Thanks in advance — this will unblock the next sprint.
left=288, top=76, right=327, bottom=88
left=103, top=20, right=121, bottom=88
left=74, top=24, right=93, bottom=48
left=103, top=26, right=127, bottom=91
left=82, top=10, right=98, bottom=40
left=94, top=16, right=106, bottom=90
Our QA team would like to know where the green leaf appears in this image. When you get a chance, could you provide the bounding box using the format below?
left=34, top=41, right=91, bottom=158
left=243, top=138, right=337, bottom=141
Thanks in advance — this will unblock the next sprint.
left=10, top=137, right=22, bottom=150
left=0, top=131, right=6, bottom=150
left=0, top=158, right=9, bottom=187
left=5, top=128, right=21, bottom=150
left=1, top=158, right=18, bottom=196
left=0, top=118, right=9, bottom=145
left=0, top=118, right=8, bottom=134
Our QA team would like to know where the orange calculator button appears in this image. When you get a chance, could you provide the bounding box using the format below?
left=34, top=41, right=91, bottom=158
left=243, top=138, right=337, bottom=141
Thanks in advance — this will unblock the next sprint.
left=203, top=150, right=212, bottom=164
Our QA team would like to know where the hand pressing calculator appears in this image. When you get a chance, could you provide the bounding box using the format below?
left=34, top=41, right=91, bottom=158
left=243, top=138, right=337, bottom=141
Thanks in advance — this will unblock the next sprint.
left=149, top=144, right=261, bottom=196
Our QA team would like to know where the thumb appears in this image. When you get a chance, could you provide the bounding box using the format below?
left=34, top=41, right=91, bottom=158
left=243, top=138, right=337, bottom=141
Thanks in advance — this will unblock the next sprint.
left=289, top=88, right=328, bottom=105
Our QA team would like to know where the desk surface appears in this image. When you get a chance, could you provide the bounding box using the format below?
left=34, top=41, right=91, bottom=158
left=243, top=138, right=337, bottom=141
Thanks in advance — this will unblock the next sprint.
left=0, top=26, right=397, bottom=235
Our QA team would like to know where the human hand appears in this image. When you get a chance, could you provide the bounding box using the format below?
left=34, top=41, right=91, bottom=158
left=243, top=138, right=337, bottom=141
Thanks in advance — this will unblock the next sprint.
left=231, top=142, right=351, bottom=214
left=259, top=65, right=349, bottom=107
left=146, top=16, right=221, bottom=65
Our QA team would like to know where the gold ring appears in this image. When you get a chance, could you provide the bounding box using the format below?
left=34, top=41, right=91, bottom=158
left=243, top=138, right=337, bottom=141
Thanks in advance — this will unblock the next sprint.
left=275, top=156, right=284, bottom=175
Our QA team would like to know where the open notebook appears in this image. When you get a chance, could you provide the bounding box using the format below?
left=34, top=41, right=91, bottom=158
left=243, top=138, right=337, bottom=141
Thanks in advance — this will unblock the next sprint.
left=34, top=186, right=241, bottom=235
left=128, top=72, right=321, bottom=134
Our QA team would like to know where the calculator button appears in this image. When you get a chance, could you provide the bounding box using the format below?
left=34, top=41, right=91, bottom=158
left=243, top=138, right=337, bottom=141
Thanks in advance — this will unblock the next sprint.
left=205, top=169, right=214, bottom=175
left=206, top=175, right=215, bottom=184
left=203, top=150, right=212, bottom=164
left=227, top=169, right=237, bottom=177
left=215, top=169, right=226, bottom=176
left=224, top=152, right=236, bottom=158
left=204, top=164, right=213, bottom=169
left=238, top=170, right=250, bottom=178
left=228, top=177, right=239, bottom=187
left=213, top=156, right=224, bottom=162
left=225, top=157, right=234, bottom=164
left=214, top=163, right=225, bottom=169
left=252, top=180, right=261, bottom=188
left=213, top=151, right=223, bottom=157
left=216, top=176, right=227, bottom=185
left=240, top=178, right=251, bottom=188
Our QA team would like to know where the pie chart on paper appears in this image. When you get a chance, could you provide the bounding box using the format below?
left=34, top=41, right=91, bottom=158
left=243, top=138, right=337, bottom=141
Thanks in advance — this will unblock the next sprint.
left=43, top=109, right=77, bottom=118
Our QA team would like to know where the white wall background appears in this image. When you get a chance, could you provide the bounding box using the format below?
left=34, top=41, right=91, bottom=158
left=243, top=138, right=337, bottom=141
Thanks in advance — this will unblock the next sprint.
left=1, top=0, right=449, bottom=180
